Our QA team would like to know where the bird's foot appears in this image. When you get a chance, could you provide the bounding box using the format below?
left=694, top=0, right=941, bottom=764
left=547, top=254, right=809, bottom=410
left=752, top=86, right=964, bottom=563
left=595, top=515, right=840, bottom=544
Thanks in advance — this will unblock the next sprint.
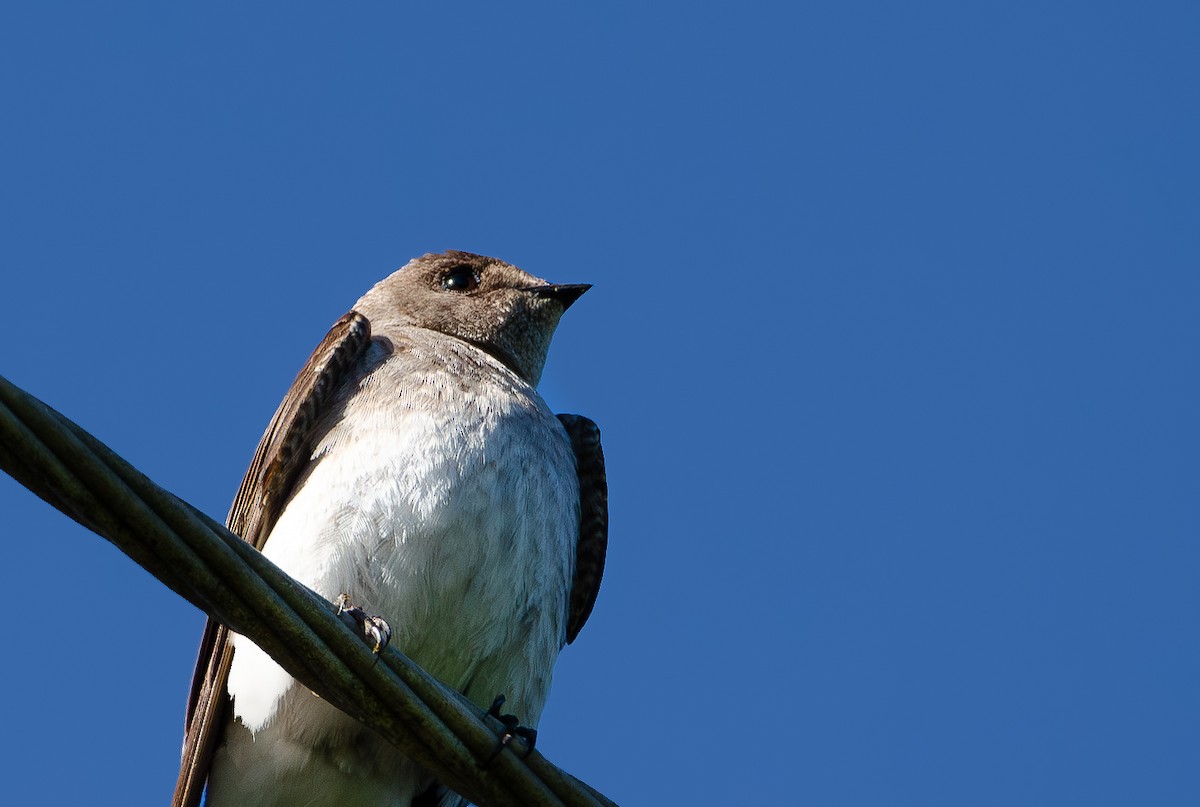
left=483, top=695, right=537, bottom=765
left=335, top=594, right=392, bottom=655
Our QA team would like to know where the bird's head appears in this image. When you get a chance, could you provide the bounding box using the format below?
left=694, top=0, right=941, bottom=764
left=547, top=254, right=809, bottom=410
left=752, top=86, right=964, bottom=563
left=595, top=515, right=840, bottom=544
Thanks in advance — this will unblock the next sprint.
left=356, top=250, right=589, bottom=385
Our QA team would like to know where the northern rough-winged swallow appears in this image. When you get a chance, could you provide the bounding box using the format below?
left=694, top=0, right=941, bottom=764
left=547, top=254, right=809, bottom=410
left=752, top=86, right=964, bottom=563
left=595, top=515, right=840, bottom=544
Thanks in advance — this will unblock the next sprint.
left=171, top=250, right=608, bottom=807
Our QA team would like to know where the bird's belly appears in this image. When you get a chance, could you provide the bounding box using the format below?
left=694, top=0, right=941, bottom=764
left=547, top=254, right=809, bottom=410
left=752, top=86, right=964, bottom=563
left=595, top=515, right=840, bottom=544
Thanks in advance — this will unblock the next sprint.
left=223, top=397, right=577, bottom=754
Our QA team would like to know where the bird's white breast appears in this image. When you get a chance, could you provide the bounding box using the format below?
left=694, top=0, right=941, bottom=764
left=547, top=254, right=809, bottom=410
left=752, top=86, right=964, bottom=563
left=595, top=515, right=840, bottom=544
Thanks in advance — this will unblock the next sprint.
left=225, top=334, right=578, bottom=738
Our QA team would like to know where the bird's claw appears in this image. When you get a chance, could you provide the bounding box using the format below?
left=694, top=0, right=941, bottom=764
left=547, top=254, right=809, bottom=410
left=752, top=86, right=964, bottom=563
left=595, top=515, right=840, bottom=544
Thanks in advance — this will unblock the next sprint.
left=483, top=694, right=537, bottom=765
left=336, top=594, right=392, bottom=655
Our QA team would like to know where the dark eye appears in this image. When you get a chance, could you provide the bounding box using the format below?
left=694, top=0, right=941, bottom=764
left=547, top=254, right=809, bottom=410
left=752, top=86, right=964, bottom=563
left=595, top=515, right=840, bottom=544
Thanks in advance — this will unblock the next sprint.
left=440, top=265, right=479, bottom=292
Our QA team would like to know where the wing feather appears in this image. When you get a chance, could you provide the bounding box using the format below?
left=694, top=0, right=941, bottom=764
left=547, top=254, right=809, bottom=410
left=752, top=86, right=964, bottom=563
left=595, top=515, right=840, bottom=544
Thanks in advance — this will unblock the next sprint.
left=171, top=311, right=372, bottom=807
left=557, top=414, right=608, bottom=644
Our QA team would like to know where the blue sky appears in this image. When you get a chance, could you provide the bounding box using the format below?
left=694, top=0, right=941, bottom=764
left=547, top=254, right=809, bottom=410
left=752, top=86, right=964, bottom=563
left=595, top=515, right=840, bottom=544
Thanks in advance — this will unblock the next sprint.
left=1, top=3, right=1197, bottom=805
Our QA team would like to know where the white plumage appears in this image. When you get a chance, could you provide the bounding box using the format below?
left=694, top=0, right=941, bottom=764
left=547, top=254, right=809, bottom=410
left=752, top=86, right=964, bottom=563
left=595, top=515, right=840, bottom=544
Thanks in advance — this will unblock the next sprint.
left=208, top=330, right=579, bottom=806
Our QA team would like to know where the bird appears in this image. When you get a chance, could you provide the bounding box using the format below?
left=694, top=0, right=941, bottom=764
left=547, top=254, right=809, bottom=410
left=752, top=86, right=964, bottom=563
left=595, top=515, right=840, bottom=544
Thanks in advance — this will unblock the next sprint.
left=171, top=250, right=608, bottom=807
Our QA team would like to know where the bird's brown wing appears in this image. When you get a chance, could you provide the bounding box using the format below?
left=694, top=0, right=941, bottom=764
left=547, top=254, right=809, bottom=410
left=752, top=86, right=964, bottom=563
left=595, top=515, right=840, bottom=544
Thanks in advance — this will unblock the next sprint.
left=171, top=311, right=373, bottom=807
left=557, top=414, right=608, bottom=644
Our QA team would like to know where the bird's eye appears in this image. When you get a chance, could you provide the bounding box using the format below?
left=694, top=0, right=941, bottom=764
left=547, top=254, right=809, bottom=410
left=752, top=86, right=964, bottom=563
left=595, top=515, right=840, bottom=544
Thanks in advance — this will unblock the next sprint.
left=440, top=266, right=479, bottom=292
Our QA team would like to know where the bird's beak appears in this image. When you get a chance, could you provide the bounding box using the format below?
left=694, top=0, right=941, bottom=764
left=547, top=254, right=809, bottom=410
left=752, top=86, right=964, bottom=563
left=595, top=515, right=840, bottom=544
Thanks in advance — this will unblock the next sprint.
left=524, top=283, right=592, bottom=311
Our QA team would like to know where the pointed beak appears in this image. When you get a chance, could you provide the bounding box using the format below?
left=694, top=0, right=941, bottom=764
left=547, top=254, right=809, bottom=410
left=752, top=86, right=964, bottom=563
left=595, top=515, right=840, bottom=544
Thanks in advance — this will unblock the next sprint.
left=524, top=283, right=592, bottom=311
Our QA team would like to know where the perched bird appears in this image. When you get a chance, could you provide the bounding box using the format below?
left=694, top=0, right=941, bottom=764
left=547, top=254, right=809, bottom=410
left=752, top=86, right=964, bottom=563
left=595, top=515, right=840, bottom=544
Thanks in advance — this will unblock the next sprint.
left=171, top=250, right=608, bottom=807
